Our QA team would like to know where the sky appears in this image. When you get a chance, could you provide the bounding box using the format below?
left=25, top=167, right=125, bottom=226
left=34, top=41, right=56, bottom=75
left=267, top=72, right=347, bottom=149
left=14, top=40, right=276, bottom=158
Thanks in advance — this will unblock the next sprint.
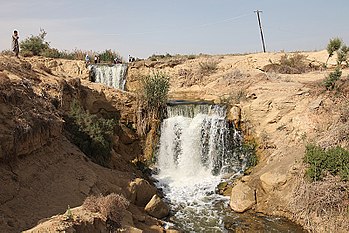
left=1, top=0, right=349, bottom=59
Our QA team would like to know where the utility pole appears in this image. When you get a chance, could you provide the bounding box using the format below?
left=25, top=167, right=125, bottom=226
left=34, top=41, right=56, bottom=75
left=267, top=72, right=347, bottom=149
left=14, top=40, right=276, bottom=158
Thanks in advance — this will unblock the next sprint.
left=254, top=10, right=266, bottom=53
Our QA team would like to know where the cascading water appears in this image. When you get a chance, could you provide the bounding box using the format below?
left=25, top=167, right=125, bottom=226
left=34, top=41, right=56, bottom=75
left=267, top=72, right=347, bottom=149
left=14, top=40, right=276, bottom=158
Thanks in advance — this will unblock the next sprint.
left=155, top=104, right=245, bottom=232
left=154, top=104, right=306, bottom=232
left=88, top=64, right=127, bottom=90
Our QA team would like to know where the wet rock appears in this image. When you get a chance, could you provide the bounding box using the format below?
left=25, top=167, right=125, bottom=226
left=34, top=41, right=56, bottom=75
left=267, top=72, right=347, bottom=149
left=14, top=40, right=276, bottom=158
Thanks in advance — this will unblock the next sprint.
left=230, top=181, right=256, bottom=213
left=144, top=194, right=169, bottom=219
left=216, top=181, right=232, bottom=196
left=128, top=178, right=157, bottom=207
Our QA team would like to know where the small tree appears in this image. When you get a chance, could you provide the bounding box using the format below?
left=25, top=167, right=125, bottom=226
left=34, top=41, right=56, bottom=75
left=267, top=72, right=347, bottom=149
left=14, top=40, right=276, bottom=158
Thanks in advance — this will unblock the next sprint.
left=326, top=38, right=342, bottom=66
left=20, top=29, right=49, bottom=56
left=337, top=44, right=349, bottom=66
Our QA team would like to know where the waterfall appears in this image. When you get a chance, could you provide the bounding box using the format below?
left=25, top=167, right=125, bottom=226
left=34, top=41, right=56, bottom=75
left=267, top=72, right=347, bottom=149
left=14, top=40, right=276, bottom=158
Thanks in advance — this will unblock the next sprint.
left=88, top=64, right=127, bottom=90
left=155, top=103, right=246, bottom=232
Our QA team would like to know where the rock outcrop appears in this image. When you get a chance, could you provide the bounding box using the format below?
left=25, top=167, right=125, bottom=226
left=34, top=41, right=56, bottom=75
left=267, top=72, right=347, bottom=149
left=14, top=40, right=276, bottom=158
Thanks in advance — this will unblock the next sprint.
left=128, top=178, right=158, bottom=207
left=229, top=181, right=256, bottom=213
left=144, top=195, right=170, bottom=219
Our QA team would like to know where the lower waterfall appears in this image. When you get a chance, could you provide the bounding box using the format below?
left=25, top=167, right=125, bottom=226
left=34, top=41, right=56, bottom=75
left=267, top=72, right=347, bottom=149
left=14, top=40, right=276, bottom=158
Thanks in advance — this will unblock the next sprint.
left=88, top=64, right=127, bottom=90
left=154, top=104, right=244, bottom=232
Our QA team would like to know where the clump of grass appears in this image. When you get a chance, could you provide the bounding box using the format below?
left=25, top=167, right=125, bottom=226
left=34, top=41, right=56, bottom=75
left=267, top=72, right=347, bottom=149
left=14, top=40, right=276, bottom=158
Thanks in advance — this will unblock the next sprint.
left=198, top=59, right=219, bottom=75
left=304, top=144, right=349, bottom=181
left=83, top=193, right=129, bottom=229
left=63, top=101, right=117, bottom=167
left=264, top=53, right=312, bottom=74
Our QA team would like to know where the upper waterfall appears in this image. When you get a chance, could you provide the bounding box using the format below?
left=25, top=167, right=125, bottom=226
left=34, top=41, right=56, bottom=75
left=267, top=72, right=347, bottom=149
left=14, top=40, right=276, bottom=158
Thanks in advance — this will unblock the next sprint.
left=88, top=64, right=127, bottom=90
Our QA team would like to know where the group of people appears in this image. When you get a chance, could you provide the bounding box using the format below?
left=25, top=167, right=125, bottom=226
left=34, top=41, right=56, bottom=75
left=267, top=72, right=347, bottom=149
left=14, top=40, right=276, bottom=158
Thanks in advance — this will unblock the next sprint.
left=10, top=30, right=136, bottom=64
left=85, top=54, right=101, bottom=64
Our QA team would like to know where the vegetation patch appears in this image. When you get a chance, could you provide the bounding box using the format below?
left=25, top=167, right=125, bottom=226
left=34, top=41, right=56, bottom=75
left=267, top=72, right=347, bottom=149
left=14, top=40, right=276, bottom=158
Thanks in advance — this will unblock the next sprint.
left=263, top=53, right=314, bottom=74
left=198, top=59, right=219, bottom=75
left=304, top=144, right=349, bottom=181
left=83, top=193, right=129, bottom=229
left=290, top=175, right=349, bottom=232
left=63, top=101, right=117, bottom=167
left=136, top=71, right=170, bottom=136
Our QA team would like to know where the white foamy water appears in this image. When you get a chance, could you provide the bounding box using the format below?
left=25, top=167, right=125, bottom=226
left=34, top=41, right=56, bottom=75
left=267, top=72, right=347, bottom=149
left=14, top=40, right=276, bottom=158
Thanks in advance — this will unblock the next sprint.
left=89, top=64, right=127, bottom=90
left=154, top=104, right=243, bottom=232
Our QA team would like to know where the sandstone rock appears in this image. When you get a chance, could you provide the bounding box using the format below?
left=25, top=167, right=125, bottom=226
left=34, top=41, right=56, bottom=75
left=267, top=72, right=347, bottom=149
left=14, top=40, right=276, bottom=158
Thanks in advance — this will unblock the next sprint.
left=227, top=105, right=241, bottom=129
left=124, top=226, right=143, bottom=233
left=241, top=175, right=251, bottom=182
left=144, top=195, right=169, bottom=219
left=259, top=172, right=287, bottom=191
left=309, top=98, right=323, bottom=110
left=229, top=181, right=256, bottom=213
left=166, top=229, right=182, bottom=233
left=128, top=178, right=157, bottom=207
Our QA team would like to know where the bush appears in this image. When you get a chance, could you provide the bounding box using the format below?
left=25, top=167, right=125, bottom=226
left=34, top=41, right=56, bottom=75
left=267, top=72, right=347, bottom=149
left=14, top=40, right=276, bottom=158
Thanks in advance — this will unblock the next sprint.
left=264, top=53, right=311, bottom=74
left=20, top=29, right=49, bottom=56
left=41, top=47, right=61, bottom=58
left=324, top=67, right=342, bottom=90
left=63, top=101, right=116, bottom=166
left=83, top=193, right=129, bottom=229
left=198, top=59, right=219, bottom=75
left=99, top=49, right=122, bottom=63
left=141, top=72, right=170, bottom=111
left=304, top=144, right=349, bottom=181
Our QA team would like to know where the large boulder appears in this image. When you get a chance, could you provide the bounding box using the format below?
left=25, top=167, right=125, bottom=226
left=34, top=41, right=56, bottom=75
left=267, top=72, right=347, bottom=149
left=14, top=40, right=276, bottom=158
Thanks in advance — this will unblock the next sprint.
left=229, top=181, right=256, bottom=213
left=144, top=195, right=169, bottom=219
left=128, top=178, right=157, bottom=207
left=259, top=171, right=287, bottom=192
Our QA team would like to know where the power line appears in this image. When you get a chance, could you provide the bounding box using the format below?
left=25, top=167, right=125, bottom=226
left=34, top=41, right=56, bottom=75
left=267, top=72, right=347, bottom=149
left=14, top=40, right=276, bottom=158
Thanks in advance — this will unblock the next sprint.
left=254, top=10, right=266, bottom=52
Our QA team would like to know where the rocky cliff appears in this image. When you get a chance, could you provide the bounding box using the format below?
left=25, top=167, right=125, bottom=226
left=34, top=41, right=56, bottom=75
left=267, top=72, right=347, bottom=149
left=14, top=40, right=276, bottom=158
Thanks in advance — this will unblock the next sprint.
left=0, top=55, right=171, bottom=233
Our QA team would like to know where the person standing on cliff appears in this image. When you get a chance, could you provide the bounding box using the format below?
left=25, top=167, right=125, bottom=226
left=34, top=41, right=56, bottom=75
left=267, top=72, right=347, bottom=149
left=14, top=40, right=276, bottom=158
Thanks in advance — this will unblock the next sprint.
left=12, top=30, right=19, bottom=57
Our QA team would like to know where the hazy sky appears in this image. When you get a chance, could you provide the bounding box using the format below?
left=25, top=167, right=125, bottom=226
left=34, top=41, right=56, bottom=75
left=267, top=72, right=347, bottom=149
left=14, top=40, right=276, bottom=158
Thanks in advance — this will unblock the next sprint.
left=1, top=0, right=349, bottom=59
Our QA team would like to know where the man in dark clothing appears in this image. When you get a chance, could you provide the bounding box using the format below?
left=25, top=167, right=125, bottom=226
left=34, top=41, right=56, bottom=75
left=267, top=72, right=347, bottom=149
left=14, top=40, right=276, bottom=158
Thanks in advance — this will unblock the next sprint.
left=12, top=30, right=19, bottom=57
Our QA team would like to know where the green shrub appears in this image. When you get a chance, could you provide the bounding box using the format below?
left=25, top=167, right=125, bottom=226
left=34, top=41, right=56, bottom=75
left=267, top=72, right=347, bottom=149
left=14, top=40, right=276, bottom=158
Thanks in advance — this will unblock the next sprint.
left=20, top=29, right=49, bottom=56
left=324, top=67, right=342, bottom=90
left=64, top=101, right=117, bottom=166
left=98, top=49, right=122, bottom=63
left=41, top=47, right=61, bottom=58
left=141, top=72, right=170, bottom=111
left=304, top=144, right=349, bottom=181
